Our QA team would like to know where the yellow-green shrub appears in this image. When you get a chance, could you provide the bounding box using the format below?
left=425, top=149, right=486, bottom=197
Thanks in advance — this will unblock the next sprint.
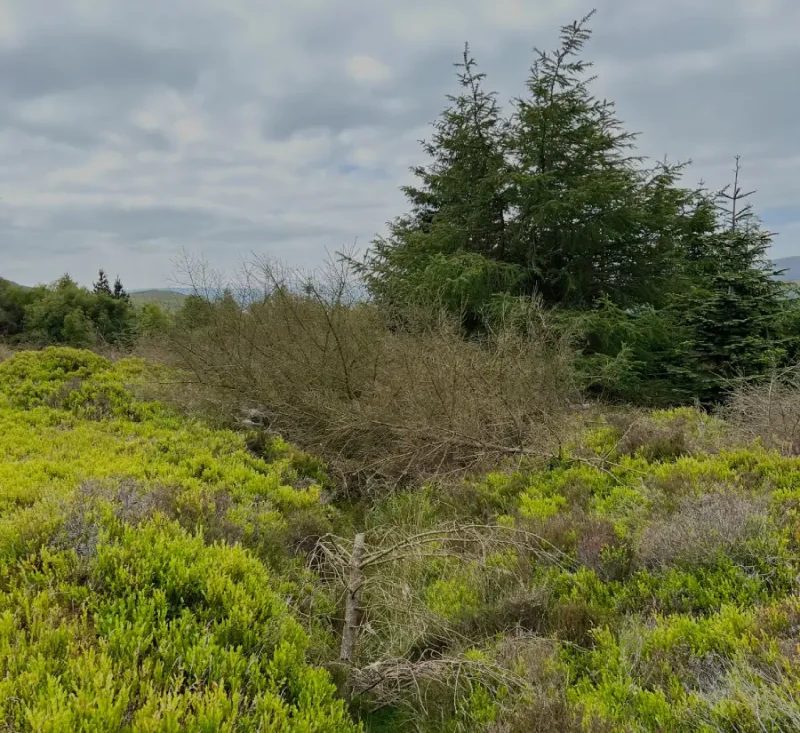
left=0, top=348, right=359, bottom=731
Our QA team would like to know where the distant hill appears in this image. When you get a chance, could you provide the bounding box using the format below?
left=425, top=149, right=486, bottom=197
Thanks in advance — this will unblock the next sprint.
left=0, top=278, right=28, bottom=290
left=129, top=289, right=188, bottom=310
left=774, top=257, right=800, bottom=281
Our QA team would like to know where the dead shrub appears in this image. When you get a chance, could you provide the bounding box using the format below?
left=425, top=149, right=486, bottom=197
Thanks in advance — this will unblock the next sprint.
left=154, top=253, right=578, bottom=495
left=518, top=512, right=629, bottom=580
left=0, top=343, right=12, bottom=362
left=517, top=512, right=580, bottom=556
left=724, top=366, right=800, bottom=455
left=612, top=412, right=692, bottom=461
left=487, top=636, right=613, bottom=733
left=52, top=479, right=173, bottom=560
left=457, top=588, right=551, bottom=639
left=491, top=701, right=614, bottom=733
left=603, top=408, right=724, bottom=462
left=636, top=492, right=770, bottom=570
left=347, top=636, right=593, bottom=732
left=576, top=517, right=631, bottom=581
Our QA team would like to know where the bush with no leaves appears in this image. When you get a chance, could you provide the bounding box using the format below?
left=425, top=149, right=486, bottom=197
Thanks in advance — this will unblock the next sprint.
left=635, top=492, right=771, bottom=570
left=155, top=253, right=578, bottom=495
left=724, top=365, right=800, bottom=455
left=602, top=407, right=727, bottom=462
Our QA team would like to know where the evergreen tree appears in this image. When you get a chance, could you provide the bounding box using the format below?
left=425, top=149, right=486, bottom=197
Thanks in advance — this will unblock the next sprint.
left=357, top=46, right=518, bottom=322
left=0, top=279, right=45, bottom=338
left=358, top=14, right=702, bottom=320
left=93, top=269, right=112, bottom=296
left=138, top=302, right=170, bottom=336
left=351, top=12, right=797, bottom=405
left=61, top=307, right=95, bottom=347
left=112, top=276, right=129, bottom=302
left=175, top=294, right=214, bottom=330
left=24, top=274, right=136, bottom=347
left=674, top=157, right=797, bottom=399
left=402, top=44, right=509, bottom=257
left=507, top=11, right=697, bottom=307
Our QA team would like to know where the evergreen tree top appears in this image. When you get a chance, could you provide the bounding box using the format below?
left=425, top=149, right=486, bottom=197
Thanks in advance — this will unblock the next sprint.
left=113, top=276, right=130, bottom=302
left=93, top=269, right=112, bottom=296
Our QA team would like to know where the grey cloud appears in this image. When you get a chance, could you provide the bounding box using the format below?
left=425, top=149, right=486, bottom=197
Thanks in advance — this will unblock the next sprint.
left=125, top=128, right=173, bottom=153
left=0, top=33, right=204, bottom=99
left=45, top=205, right=227, bottom=241
left=43, top=204, right=347, bottom=245
left=590, top=6, right=741, bottom=59
left=0, top=114, right=103, bottom=150
left=261, top=44, right=475, bottom=140
left=0, top=108, right=174, bottom=152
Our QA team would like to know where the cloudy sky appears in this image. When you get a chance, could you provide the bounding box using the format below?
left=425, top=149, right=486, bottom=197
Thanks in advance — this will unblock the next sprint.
left=1, top=0, right=799, bottom=288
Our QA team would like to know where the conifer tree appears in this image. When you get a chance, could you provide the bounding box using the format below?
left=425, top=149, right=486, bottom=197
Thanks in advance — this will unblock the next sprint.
left=112, top=276, right=129, bottom=302
left=93, top=269, right=112, bottom=296
left=674, top=157, right=796, bottom=399
left=359, top=13, right=702, bottom=319
left=357, top=46, right=518, bottom=320
left=507, top=11, right=696, bottom=307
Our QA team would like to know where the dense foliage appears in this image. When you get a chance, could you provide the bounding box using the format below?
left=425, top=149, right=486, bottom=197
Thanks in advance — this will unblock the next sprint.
left=341, top=409, right=800, bottom=731
left=4, top=11, right=800, bottom=732
left=0, top=348, right=359, bottom=732
left=356, top=13, right=798, bottom=405
left=7, top=348, right=800, bottom=730
left=0, top=272, right=168, bottom=347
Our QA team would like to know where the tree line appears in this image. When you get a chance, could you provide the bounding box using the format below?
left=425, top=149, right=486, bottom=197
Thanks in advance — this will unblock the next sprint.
left=0, top=270, right=169, bottom=347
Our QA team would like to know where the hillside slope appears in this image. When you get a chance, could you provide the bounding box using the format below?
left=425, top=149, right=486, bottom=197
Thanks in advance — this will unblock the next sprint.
left=129, top=288, right=188, bottom=309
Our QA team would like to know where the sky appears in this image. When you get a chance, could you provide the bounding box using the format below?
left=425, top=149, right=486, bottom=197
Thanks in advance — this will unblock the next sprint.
left=1, top=0, right=799, bottom=289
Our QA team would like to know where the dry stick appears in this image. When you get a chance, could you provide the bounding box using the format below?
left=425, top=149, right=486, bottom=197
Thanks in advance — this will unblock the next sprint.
left=340, top=532, right=366, bottom=664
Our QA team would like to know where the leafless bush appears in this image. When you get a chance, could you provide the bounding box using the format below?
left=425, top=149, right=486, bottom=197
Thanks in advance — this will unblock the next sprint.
left=693, top=659, right=800, bottom=731
left=315, top=521, right=570, bottom=666
left=153, top=252, right=578, bottom=494
left=348, top=634, right=608, bottom=733
left=349, top=635, right=589, bottom=732
left=724, top=365, right=800, bottom=454
left=612, top=411, right=694, bottom=460
left=52, top=479, right=171, bottom=559
left=350, top=655, right=526, bottom=715
left=596, top=407, right=731, bottom=463
left=0, top=343, right=13, bottom=363
left=636, top=492, right=770, bottom=570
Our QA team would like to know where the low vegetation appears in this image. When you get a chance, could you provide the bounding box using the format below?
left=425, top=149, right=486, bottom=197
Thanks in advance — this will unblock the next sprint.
left=5, top=349, right=800, bottom=730
left=0, top=348, right=357, bottom=731
left=0, top=270, right=170, bottom=349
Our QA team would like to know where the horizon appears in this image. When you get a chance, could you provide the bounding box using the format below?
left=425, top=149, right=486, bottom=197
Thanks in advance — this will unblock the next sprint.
left=7, top=252, right=800, bottom=291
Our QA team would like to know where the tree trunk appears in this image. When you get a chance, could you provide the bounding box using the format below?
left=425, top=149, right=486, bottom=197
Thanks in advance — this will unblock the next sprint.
left=340, top=532, right=366, bottom=665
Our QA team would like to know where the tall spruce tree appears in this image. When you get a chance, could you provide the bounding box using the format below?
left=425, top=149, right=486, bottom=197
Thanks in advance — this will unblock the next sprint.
left=357, top=46, right=518, bottom=321
left=353, top=12, right=796, bottom=405
left=359, top=13, right=702, bottom=319
left=507, top=11, right=697, bottom=307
